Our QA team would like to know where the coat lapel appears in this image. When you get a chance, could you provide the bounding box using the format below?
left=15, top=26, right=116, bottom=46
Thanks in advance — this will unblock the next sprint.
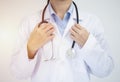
left=43, top=4, right=83, bottom=38
left=63, top=7, right=83, bottom=38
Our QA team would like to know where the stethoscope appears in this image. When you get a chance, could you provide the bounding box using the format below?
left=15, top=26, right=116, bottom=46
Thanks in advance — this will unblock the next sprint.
left=39, top=0, right=79, bottom=60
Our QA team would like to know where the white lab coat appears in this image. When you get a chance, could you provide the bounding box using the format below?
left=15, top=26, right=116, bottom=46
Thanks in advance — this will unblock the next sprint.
left=11, top=5, right=114, bottom=82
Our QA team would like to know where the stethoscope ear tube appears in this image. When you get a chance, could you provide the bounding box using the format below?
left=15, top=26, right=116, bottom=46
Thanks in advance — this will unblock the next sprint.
left=38, top=0, right=80, bottom=59
left=39, top=0, right=79, bottom=49
left=38, top=0, right=50, bottom=27
left=71, top=1, right=79, bottom=49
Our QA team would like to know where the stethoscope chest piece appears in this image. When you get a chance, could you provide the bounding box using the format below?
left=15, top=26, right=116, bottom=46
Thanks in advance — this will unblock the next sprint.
left=66, top=48, right=76, bottom=58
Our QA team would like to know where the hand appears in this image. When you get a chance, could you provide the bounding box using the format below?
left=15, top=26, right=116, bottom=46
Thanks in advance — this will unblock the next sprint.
left=70, top=24, right=89, bottom=47
left=27, top=23, right=55, bottom=59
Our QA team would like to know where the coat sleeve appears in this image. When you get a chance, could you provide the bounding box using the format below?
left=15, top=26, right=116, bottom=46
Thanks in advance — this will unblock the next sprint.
left=10, top=17, right=39, bottom=79
left=78, top=15, right=114, bottom=78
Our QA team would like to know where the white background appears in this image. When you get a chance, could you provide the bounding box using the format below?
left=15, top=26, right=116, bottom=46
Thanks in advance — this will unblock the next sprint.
left=0, top=0, right=120, bottom=82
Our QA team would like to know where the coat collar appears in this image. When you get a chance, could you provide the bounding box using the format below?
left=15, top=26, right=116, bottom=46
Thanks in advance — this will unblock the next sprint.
left=42, top=4, right=83, bottom=37
left=43, top=3, right=83, bottom=23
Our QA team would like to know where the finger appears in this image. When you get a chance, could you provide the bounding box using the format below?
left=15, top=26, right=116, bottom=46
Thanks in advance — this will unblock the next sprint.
left=38, top=21, right=48, bottom=27
left=38, top=23, right=48, bottom=29
left=70, top=34, right=83, bottom=45
left=47, top=29, right=55, bottom=36
left=44, top=24, right=54, bottom=32
left=42, top=23, right=53, bottom=29
left=70, top=28, right=78, bottom=37
left=40, top=23, right=54, bottom=32
left=70, top=34, right=78, bottom=42
left=37, top=23, right=49, bottom=33
left=71, top=25, right=80, bottom=34
left=47, top=34, right=55, bottom=41
left=75, top=24, right=83, bottom=30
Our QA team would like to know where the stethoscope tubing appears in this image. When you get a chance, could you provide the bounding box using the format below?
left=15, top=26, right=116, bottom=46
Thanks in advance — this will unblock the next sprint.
left=72, top=1, right=79, bottom=48
left=39, top=0, right=79, bottom=49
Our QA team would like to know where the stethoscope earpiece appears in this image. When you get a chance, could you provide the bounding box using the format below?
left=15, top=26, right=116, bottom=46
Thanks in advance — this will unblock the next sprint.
left=38, top=0, right=49, bottom=27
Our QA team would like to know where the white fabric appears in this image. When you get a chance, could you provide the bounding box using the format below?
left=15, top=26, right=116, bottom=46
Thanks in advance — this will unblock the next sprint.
left=10, top=5, right=114, bottom=82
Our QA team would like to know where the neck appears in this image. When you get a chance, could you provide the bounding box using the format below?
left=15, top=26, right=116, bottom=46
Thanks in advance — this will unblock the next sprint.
left=50, top=0, right=72, bottom=19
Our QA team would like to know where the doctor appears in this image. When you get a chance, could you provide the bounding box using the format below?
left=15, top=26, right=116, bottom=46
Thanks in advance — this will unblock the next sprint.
left=11, top=0, right=114, bottom=82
